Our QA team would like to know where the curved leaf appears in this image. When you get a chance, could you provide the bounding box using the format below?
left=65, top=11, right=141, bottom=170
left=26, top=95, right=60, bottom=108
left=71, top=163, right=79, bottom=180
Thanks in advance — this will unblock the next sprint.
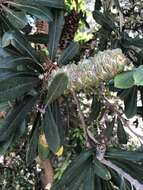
left=58, top=42, right=80, bottom=66
left=117, top=117, right=128, bottom=144
left=48, top=9, right=64, bottom=60
left=2, top=31, right=43, bottom=72
left=0, top=76, right=40, bottom=102
left=124, top=86, right=137, bottom=118
left=46, top=73, right=68, bottom=105
left=7, top=2, right=53, bottom=22
left=105, top=148, right=143, bottom=162
left=93, top=158, right=111, bottom=180
left=26, top=114, right=40, bottom=166
left=13, top=0, right=65, bottom=9
left=114, top=71, right=134, bottom=89
left=2, top=5, right=27, bottom=29
left=0, top=96, right=37, bottom=151
left=43, top=106, right=61, bottom=153
left=83, top=164, right=95, bottom=190
left=52, top=150, right=93, bottom=189
left=92, top=11, right=116, bottom=31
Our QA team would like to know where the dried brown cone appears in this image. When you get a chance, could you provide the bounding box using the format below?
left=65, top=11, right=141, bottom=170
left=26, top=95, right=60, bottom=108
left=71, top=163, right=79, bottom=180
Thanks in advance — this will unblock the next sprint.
left=60, top=9, right=80, bottom=50
left=36, top=19, right=49, bottom=34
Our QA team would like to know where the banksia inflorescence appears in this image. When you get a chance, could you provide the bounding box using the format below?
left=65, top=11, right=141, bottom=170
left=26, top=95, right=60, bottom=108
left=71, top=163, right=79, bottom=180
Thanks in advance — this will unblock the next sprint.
left=51, top=49, right=128, bottom=92
left=60, top=10, right=80, bottom=49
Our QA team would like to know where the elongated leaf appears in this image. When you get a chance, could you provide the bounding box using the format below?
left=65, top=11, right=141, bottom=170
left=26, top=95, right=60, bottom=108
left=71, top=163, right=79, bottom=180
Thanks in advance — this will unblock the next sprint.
left=51, top=101, right=65, bottom=144
left=124, top=86, right=137, bottom=118
left=7, top=1, right=53, bottom=22
left=121, top=35, right=143, bottom=49
left=2, top=31, right=42, bottom=70
left=0, top=96, right=37, bottom=152
left=0, top=76, right=40, bottom=102
left=111, top=160, right=143, bottom=183
left=43, top=106, right=61, bottom=153
left=104, top=117, right=115, bottom=140
left=92, top=11, right=116, bottom=31
left=93, top=158, right=111, bottom=180
left=25, top=33, right=49, bottom=44
left=83, top=164, right=95, bottom=190
left=58, top=42, right=80, bottom=65
left=117, top=117, right=128, bottom=144
left=102, top=180, right=112, bottom=190
left=0, top=47, right=43, bottom=72
left=52, top=150, right=93, bottom=189
left=120, top=178, right=127, bottom=190
left=94, top=0, right=102, bottom=10
left=114, top=71, right=134, bottom=89
left=94, top=176, right=102, bottom=190
left=13, top=0, right=65, bottom=9
left=105, top=148, right=143, bottom=162
left=65, top=160, right=91, bottom=190
left=48, top=9, right=64, bottom=60
left=0, top=134, right=15, bottom=154
left=46, top=73, right=68, bottom=105
left=2, top=5, right=27, bottom=29
left=89, top=95, right=101, bottom=121
left=133, top=65, right=143, bottom=86
left=26, top=114, right=40, bottom=166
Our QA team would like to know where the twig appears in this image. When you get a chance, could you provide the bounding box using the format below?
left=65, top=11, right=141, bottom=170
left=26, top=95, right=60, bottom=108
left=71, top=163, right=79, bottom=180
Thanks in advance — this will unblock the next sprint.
left=101, top=158, right=143, bottom=190
left=71, top=90, right=89, bottom=145
left=102, top=96, right=143, bottom=141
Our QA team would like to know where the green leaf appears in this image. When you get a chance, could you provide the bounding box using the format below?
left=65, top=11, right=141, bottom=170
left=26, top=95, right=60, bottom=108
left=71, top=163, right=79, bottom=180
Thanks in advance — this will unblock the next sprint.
left=94, top=0, right=102, bottom=10
left=83, top=164, right=95, bottom=190
left=124, top=86, right=137, bottom=118
left=92, top=11, right=116, bottom=31
left=89, top=95, right=101, bottom=121
left=43, top=106, right=61, bottom=153
left=105, top=148, right=143, bottom=162
left=26, top=33, right=49, bottom=44
left=38, top=137, right=50, bottom=160
left=48, top=9, right=64, bottom=60
left=104, top=117, right=115, bottom=140
left=93, top=158, right=111, bottom=180
left=114, top=71, right=134, bottom=89
left=14, top=0, right=65, bottom=9
left=65, top=160, right=91, bottom=190
left=110, top=160, right=143, bottom=183
left=46, top=73, right=68, bottom=105
left=2, top=5, right=28, bottom=29
left=133, top=65, right=143, bottom=86
left=52, top=150, right=93, bottom=189
left=120, top=178, right=127, bottom=190
left=0, top=135, right=15, bottom=154
left=58, top=42, right=80, bottom=65
left=94, top=176, right=102, bottom=190
left=51, top=101, right=65, bottom=144
left=0, top=76, right=40, bottom=102
left=7, top=1, right=53, bottom=22
left=121, top=35, right=143, bottom=49
left=103, top=180, right=113, bottom=190
left=2, top=31, right=42, bottom=70
left=26, top=114, right=40, bottom=166
left=117, top=117, right=128, bottom=144
left=0, top=96, right=37, bottom=152
left=0, top=47, right=42, bottom=72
